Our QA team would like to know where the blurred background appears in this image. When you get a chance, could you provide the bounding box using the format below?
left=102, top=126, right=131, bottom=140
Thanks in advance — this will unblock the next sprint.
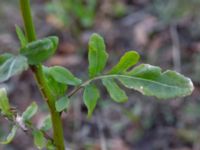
left=0, top=0, right=200, bottom=149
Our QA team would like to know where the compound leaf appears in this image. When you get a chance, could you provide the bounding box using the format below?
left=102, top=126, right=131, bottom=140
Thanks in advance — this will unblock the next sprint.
left=88, top=33, right=108, bottom=78
left=102, top=78, right=128, bottom=102
left=83, top=84, right=100, bottom=117
left=49, top=66, right=82, bottom=86
left=0, top=125, right=18, bottom=145
left=22, top=102, right=38, bottom=121
left=0, top=54, right=28, bottom=82
left=109, top=51, right=140, bottom=74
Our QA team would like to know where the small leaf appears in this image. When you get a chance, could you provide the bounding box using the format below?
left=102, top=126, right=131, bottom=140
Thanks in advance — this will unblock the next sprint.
left=109, top=51, right=140, bottom=74
left=20, top=36, right=58, bottom=65
left=0, top=125, right=18, bottom=144
left=83, top=84, right=100, bottom=117
left=46, top=140, right=56, bottom=150
left=49, top=66, right=82, bottom=86
left=88, top=33, right=108, bottom=78
left=33, top=130, right=46, bottom=149
left=0, top=53, right=13, bottom=65
left=55, top=96, right=69, bottom=112
left=40, top=115, right=52, bottom=131
left=15, top=25, right=27, bottom=48
left=0, top=55, right=28, bottom=82
left=43, top=66, right=67, bottom=98
left=102, top=78, right=128, bottom=103
left=22, top=102, right=38, bottom=121
left=0, top=88, right=12, bottom=116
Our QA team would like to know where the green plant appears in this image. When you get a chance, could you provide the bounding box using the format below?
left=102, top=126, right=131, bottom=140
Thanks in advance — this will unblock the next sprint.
left=0, top=0, right=194, bottom=150
left=46, top=0, right=97, bottom=29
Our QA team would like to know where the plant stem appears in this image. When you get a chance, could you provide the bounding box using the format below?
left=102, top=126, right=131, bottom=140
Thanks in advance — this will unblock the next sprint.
left=19, top=0, right=65, bottom=149
left=68, top=75, right=117, bottom=98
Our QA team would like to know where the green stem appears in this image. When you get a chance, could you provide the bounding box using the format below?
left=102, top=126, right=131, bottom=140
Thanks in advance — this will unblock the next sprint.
left=19, top=0, right=65, bottom=149
left=68, top=75, right=114, bottom=98
left=68, top=74, right=138, bottom=98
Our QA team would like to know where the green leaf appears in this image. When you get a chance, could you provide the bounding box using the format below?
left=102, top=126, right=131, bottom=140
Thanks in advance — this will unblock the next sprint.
left=0, top=88, right=11, bottom=115
left=40, top=115, right=52, bottom=131
left=15, top=25, right=27, bottom=48
left=0, top=53, right=13, bottom=65
left=0, top=125, right=18, bottom=144
left=0, top=55, right=28, bottom=82
left=109, top=51, right=140, bottom=74
left=88, top=33, right=108, bottom=78
left=33, top=130, right=46, bottom=149
left=22, top=102, right=38, bottom=121
left=86, top=64, right=193, bottom=99
left=49, top=66, right=82, bottom=86
left=99, top=64, right=193, bottom=99
left=0, top=88, right=12, bottom=116
left=83, top=84, right=100, bottom=117
left=20, top=36, right=58, bottom=65
left=55, top=96, right=69, bottom=112
left=102, top=78, right=128, bottom=102
left=46, top=140, right=56, bottom=150
left=43, top=66, right=67, bottom=98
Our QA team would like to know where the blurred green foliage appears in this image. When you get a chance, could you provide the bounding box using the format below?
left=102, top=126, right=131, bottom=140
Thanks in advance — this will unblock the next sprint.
left=45, top=0, right=97, bottom=29
left=153, top=0, right=200, bottom=24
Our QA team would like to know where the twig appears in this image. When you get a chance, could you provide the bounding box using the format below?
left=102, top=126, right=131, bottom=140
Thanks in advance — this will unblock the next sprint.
left=170, top=24, right=181, bottom=72
left=1, top=112, right=53, bottom=141
left=68, top=85, right=83, bottom=98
